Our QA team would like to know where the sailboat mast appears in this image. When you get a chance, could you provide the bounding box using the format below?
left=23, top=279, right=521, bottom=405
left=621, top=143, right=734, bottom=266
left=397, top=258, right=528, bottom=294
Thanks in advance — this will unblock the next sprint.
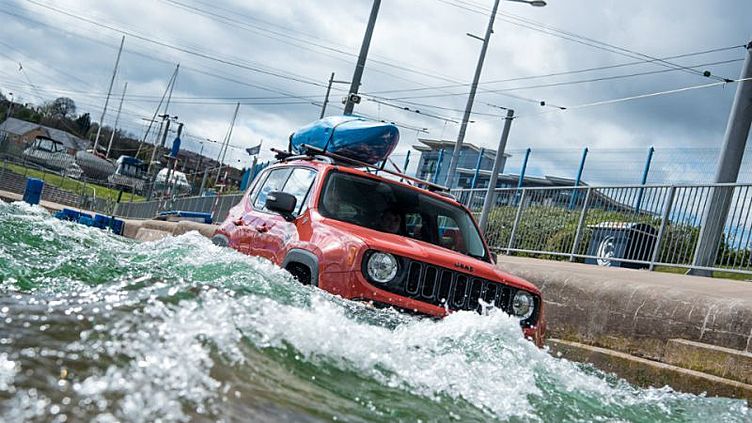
left=215, top=102, right=240, bottom=185
left=93, top=35, right=125, bottom=153
left=106, top=81, right=128, bottom=159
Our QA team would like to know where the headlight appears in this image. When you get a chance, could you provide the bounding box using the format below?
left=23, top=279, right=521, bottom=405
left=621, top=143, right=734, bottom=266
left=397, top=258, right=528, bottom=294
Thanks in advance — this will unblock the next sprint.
left=512, top=291, right=535, bottom=320
left=366, top=252, right=398, bottom=283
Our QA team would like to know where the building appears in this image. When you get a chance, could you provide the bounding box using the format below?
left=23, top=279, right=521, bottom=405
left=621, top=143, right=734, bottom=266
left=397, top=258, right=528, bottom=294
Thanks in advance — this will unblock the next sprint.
left=413, top=138, right=507, bottom=188
left=0, top=117, right=89, bottom=156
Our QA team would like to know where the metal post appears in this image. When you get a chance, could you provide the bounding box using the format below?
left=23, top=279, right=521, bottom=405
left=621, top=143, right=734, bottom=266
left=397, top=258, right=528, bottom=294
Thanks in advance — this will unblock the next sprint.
left=634, top=145, right=654, bottom=213
left=432, top=149, right=445, bottom=184
left=478, top=109, right=515, bottom=231
left=402, top=150, right=411, bottom=176
left=471, top=148, right=484, bottom=189
left=93, top=35, right=124, bottom=153
left=506, top=189, right=527, bottom=253
left=650, top=186, right=676, bottom=271
left=320, top=72, right=335, bottom=119
left=343, top=0, right=381, bottom=115
left=445, top=0, right=501, bottom=187
left=446, top=149, right=464, bottom=188
left=568, top=147, right=589, bottom=210
left=691, top=41, right=752, bottom=275
left=570, top=187, right=592, bottom=261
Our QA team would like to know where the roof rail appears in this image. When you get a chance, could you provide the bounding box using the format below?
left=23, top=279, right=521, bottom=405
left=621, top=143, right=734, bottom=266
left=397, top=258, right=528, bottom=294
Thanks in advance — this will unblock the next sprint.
left=296, top=144, right=450, bottom=193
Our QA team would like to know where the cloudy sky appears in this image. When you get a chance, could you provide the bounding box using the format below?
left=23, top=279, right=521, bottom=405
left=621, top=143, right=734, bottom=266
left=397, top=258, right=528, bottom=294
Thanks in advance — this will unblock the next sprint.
left=1, top=0, right=750, bottom=184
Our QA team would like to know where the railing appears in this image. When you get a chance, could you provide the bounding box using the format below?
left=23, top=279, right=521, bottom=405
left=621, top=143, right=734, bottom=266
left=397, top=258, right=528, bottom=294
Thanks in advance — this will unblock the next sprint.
left=452, top=183, right=752, bottom=276
left=115, top=193, right=243, bottom=222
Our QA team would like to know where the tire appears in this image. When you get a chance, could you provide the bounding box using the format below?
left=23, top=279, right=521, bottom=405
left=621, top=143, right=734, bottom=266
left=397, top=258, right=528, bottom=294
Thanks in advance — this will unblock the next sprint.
left=286, top=262, right=312, bottom=285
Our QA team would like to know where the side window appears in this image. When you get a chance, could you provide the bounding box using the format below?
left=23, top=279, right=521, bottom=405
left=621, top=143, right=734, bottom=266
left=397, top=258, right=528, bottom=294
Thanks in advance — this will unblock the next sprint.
left=246, top=170, right=269, bottom=205
left=282, top=168, right=317, bottom=215
left=253, top=168, right=292, bottom=210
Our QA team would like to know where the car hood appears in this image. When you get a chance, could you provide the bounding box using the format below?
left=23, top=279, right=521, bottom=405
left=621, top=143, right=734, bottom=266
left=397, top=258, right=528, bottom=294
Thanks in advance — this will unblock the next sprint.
left=322, top=218, right=541, bottom=296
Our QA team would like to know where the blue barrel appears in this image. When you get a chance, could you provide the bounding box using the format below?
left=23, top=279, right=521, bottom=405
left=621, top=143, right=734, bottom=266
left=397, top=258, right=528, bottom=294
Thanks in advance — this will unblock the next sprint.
left=23, top=178, right=44, bottom=205
left=94, top=214, right=112, bottom=229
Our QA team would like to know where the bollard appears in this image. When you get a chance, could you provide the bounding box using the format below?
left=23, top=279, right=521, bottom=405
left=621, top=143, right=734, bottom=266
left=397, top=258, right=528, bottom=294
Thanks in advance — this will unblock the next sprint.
left=23, top=178, right=44, bottom=205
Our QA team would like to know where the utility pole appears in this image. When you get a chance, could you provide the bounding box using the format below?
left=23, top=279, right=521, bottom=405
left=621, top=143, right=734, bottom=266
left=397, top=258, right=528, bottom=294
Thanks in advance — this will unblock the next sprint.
left=148, top=114, right=171, bottom=174
left=691, top=41, right=752, bottom=275
left=106, top=81, right=128, bottom=159
left=93, top=35, right=124, bottom=154
left=343, top=0, right=381, bottom=115
left=215, top=103, right=240, bottom=185
left=479, top=108, right=514, bottom=232
left=444, top=0, right=501, bottom=189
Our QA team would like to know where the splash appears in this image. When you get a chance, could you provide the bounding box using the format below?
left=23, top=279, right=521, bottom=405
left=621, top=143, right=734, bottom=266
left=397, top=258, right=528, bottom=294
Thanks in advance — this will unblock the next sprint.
left=0, top=201, right=748, bottom=422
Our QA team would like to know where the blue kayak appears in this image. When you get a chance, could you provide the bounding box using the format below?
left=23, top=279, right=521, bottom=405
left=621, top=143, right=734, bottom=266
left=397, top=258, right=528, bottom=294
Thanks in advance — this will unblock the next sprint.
left=290, top=116, right=399, bottom=165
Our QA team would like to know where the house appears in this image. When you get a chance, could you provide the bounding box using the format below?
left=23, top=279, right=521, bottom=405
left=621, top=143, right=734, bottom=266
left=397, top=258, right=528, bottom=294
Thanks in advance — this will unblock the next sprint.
left=413, top=138, right=507, bottom=188
left=0, top=117, right=89, bottom=156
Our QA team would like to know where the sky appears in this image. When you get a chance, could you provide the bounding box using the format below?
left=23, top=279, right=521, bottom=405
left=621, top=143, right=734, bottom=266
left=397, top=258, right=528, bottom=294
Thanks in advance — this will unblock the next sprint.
left=0, top=0, right=750, bottom=184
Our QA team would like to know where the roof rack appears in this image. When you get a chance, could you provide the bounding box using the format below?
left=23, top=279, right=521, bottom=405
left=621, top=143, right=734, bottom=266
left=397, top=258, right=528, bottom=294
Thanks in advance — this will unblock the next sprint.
left=287, top=144, right=450, bottom=193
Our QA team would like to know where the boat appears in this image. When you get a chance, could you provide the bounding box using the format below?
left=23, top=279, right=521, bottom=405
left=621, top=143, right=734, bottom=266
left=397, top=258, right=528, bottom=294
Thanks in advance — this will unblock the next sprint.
left=22, top=136, right=84, bottom=179
left=154, top=168, right=192, bottom=195
left=75, top=150, right=116, bottom=181
left=108, top=155, right=148, bottom=192
left=289, top=116, right=399, bottom=165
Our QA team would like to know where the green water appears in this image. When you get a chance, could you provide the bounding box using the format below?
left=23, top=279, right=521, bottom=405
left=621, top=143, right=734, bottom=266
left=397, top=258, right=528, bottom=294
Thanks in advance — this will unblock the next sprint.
left=0, top=200, right=749, bottom=422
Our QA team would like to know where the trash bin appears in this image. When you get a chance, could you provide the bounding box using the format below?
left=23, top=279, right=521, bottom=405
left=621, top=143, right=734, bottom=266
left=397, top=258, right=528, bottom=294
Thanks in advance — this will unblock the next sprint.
left=585, top=222, right=657, bottom=269
left=23, top=178, right=44, bottom=205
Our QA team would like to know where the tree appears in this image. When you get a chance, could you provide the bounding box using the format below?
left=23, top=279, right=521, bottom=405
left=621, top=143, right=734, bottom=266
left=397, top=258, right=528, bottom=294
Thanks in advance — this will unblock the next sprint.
left=75, top=113, right=91, bottom=136
left=53, top=97, right=76, bottom=117
left=43, top=97, right=77, bottom=118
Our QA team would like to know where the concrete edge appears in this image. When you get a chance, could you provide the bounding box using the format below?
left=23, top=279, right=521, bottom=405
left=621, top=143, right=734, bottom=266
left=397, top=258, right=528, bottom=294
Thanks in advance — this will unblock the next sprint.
left=548, top=338, right=752, bottom=404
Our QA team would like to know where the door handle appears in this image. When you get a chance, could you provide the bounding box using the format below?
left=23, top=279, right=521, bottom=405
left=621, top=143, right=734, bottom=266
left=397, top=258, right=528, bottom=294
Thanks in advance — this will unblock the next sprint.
left=255, top=224, right=269, bottom=233
left=233, top=218, right=245, bottom=226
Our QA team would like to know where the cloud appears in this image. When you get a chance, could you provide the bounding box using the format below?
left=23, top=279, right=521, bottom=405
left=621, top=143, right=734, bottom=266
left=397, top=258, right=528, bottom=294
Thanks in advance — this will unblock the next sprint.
left=1, top=0, right=750, bottom=183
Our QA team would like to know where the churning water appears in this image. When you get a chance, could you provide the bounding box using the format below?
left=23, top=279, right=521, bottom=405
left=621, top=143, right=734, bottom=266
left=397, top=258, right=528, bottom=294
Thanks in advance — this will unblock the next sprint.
left=0, top=201, right=749, bottom=422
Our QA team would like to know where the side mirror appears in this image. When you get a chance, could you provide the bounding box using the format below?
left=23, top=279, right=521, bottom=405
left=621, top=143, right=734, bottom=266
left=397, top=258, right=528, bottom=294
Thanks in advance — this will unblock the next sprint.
left=265, top=191, right=297, bottom=221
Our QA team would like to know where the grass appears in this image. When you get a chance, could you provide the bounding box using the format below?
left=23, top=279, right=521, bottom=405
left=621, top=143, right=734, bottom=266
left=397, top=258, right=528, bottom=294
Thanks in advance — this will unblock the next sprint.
left=653, top=265, right=752, bottom=281
left=1, top=162, right=145, bottom=202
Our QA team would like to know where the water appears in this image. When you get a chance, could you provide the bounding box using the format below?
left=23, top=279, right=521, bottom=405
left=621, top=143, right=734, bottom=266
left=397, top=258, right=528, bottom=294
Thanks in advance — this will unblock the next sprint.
left=0, top=201, right=749, bottom=423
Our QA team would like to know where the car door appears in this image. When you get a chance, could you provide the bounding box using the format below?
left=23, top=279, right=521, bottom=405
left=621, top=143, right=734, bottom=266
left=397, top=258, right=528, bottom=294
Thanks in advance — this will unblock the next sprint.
left=251, top=167, right=317, bottom=262
left=233, top=167, right=292, bottom=255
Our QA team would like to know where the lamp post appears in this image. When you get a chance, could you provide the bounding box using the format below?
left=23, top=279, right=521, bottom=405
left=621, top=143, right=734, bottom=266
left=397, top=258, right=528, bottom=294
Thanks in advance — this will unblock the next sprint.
left=444, top=0, right=546, bottom=188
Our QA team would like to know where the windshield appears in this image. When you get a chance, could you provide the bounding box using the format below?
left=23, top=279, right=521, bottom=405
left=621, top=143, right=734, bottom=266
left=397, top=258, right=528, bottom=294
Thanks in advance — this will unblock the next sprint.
left=318, top=171, right=488, bottom=261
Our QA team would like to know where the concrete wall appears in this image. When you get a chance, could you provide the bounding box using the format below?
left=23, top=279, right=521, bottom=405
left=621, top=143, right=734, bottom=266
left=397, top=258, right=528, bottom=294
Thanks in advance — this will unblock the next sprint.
left=498, top=255, right=752, bottom=401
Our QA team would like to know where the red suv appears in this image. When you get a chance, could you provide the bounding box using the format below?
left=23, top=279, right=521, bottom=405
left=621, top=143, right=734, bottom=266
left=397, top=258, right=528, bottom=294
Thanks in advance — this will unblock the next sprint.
left=213, top=155, right=545, bottom=345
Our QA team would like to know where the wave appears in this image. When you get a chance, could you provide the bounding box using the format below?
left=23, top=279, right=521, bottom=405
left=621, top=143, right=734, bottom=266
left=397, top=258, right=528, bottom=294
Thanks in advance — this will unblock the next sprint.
left=0, top=200, right=748, bottom=422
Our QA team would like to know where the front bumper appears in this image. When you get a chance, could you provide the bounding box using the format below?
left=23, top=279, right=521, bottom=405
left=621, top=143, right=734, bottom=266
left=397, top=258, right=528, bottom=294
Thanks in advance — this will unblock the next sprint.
left=320, top=269, right=546, bottom=347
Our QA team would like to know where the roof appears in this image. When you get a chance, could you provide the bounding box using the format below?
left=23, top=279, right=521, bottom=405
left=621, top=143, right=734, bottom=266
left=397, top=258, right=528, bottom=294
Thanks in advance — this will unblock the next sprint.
left=414, top=138, right=509, bottom=159
left=0, top=117, right=90, bottom=151
left=456, top=167, right=584, bottom=187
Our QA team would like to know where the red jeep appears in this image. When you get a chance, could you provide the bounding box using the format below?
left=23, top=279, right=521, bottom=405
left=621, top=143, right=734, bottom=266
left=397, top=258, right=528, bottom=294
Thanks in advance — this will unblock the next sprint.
left=213, top=154, right=545, bottom=345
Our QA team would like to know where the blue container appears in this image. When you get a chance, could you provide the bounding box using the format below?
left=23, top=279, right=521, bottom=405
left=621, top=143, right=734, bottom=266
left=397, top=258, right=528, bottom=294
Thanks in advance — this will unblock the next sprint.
left=78, top=215, right=95, bottom=227
left=110, top=218, right=125, bottom=235
left=23, top=178, right=44, bottom=205
left=54, top=208, right=81, bottom=221
left=94, top=214, right=112, bottom=229
left=158, top=210, right=213, bottom=224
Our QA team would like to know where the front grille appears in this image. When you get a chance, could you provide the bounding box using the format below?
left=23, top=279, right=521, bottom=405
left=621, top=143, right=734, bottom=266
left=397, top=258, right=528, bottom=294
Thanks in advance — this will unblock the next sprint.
left=370, top=255, right=515, bottom=315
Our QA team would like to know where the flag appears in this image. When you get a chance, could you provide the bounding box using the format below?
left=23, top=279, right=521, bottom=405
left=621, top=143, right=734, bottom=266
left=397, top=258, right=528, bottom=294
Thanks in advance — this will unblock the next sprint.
left=245, top=142, right=261, bottom=156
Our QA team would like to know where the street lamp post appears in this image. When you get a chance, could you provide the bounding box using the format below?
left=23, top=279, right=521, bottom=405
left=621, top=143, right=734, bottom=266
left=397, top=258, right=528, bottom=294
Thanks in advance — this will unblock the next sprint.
left=444, top=0, right=545, bottom=188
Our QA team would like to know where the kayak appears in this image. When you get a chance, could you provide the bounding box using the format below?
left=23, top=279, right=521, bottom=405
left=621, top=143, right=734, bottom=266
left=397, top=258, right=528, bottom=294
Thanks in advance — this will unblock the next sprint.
left=290, top=116, right=399, bottom=165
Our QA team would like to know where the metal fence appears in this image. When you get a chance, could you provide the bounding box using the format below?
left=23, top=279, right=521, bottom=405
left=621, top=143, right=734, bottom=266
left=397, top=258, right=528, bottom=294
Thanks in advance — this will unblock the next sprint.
left=115, top=193, right=243, bottom=222
left=453, top=183, right=752, bottom=276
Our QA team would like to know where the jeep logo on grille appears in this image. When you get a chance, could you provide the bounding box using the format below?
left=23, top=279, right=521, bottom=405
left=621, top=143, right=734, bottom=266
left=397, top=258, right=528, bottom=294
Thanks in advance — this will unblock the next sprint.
left=455, top=262, right=473, bottom=272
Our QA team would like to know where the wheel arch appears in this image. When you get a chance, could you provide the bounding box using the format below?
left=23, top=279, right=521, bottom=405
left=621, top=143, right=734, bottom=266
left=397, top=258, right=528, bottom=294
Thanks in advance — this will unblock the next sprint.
left=281, top=249, right=320, bottom=286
